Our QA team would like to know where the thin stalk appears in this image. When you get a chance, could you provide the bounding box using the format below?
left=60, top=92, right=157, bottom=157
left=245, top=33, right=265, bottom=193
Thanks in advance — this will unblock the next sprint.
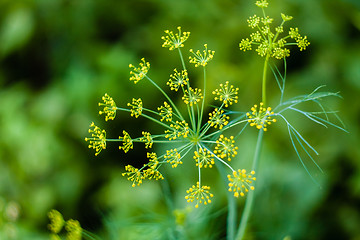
left=235, top=130, right=264, bottom=240
left=215, top=161, right=237, bottom=240
left=262, top=55, right=270, bottom=106
left=197, top=67, right=206, bottom=133
left=145, top=76, right=184, bottom=121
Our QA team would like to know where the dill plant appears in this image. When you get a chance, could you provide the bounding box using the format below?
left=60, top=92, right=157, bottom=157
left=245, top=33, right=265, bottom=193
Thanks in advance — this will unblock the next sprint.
left=53, top=0, right=346, bottom=239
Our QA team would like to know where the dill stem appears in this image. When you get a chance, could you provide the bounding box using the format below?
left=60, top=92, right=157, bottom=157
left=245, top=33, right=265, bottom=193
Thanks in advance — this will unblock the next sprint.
left=215, top=161, right=237, bottom=240
left=262, top=55, right=270, bottom=106
left=235, top=129, right=264, bottom=240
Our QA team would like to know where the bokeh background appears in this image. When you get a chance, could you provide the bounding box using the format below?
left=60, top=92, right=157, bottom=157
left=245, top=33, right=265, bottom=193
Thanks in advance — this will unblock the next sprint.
left=0, top=0, right=359, bottom=239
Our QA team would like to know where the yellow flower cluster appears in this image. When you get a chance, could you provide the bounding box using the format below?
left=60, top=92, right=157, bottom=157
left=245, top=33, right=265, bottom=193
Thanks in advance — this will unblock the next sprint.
left=247, top=102, right=276, bottom=131
left=165, top=120, right=189, bottom=140
left=47, top=210, right=82, bottom=240
left=127, top=98, right=143, bottom=118
left=214, top=135, right=238, bottom=161
left=212, top=81, right=239, bottom=107
left=119, top=130, right=133, bottom=153
left=194, top=148, right=215, bottom=168
left=164, top=149, right=182, bottom=168
left=129, top=58, right=150, bottom=84
left=185, top=182, right=214, bottom=208
left=208, top=108, right=229, bottom=129
left=167, top=69, right=189, bottom=91
left=189, top=44, right=215, bottom=67
left=98, top=93, right=117, bottom=121
left=161, top=26, right=190, bottom=51
left=122, top=165, right=144, bottom=187
left=158, top=102, right=173, bottom=122
left=182, top=87, right=203, bottom=106
left=140, top=131, right=153, bottom=149
left=85, top=122, right=106, bottom=156
left=227, top=169, right=256, bottom=197
left=239, top=0, right=309, bottom=59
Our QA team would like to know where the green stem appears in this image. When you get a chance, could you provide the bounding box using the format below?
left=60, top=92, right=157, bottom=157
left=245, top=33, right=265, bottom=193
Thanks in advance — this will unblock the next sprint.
left=145, top=76, right=184, bottom=121
left=215, top=161, right=237, bottom=240
left=262, top=55, right=270, bottom=106
left=197, top=66, right=206, bottom=133
left=235, top=129, right=264, bottom=240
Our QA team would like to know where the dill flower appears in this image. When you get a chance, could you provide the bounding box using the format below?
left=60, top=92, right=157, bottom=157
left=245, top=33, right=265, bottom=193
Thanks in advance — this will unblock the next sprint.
left=119, top=130, right=133, bottom=153
left=255, top=0, right=268, bottom=8
left=144, top=153, right=164, bottom=180
left=164, top=149, right=182, bottom=168
left=247, top=15, right=260, bottom=28
left=161, top=26, right=190, bottom=50
left=212, top=81, right=239, bottom=107
left=183, top=87, right=203, bottom=106
left=194, top=148, right=215, bottom=168
left=239, top=1, right=310, bottom=59
left=185, top=182, right=214, bottom=208
left=127, top=98, right=143, bottom=118
left=214, top=135, right=238, bottom=161
left=208, top=108, right=229, bottom=129
left=189, top=44, right=215, bottom=67
left=122, top=165, right=145, bottom=187
left=227, top=169, right=256, bottom=197
left=129, top=58, right=150, bottom=84
left=98, top=93, right=117, bottom=121
left=158, top=102, right=173, bottom=122
left=164, top=120, right=190, bottom=140
left=85, top=122, right=106, bottom=156
left=167, top=69, right=189, bottom=91
left=65, top=219, right=82, bottom=240
left=140, top=131, right=153, bottom=149
left=48, top=210, right=65, bottom=234
left=247, top=102, right=276, bottom=131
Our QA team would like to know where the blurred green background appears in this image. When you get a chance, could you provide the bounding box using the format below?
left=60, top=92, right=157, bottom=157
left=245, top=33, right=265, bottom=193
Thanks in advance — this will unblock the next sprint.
left=0, top=0, right=359, bottom=239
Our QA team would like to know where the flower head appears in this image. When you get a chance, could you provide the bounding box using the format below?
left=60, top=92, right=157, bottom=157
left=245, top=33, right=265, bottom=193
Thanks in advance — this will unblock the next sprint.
left=214, top=135, right=238, bottom=161
left=48, top=210, right=65, bottom=234
left=65, top=219, right=82, bottom=240
left=227, top=169, right=256, bottom=197
left=129, top=58, right=150, bottom=84
left=127, top=98, right=143, bottom=118
left=239, top=2, right=310, bottom=59
left=167, top=69, right=189, bottom=91
left=194, top=148, right=215, bottom=168
left=247, top=102, right=276, bottom=131
left=119, top=130, right=133, bottom=153
left=183, top=87, right=203, bottom=106
left=158, top=102, right=173, bottom=122
left=98, top=93, right=117, bottom=121
left=165, top=120, right=190, bottom=140
left=122, top=165, right=145, bottom=187
left=212, top=81, right=239, bottom=107
left=164, top=149, right=182, bottom=168
left=247, top=15, right=260, bottom=28
left=140, top=131, right=153, bottom=149
left=189, top=44, right=215, bottom=67
left=255, top=0, right=268, bottom=8
left=161, top=26, right=190, bottom=50
left=208, top=108, right=229, bottom=129
left=185, top=182, right=214, bottom=208
left=85, top=122, right=106, bottom=156
left=144, top=153, right=164, bottom=180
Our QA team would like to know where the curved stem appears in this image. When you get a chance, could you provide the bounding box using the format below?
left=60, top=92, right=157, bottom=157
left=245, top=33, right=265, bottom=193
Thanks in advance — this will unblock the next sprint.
left=235, top=129, right=264, bottom=240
